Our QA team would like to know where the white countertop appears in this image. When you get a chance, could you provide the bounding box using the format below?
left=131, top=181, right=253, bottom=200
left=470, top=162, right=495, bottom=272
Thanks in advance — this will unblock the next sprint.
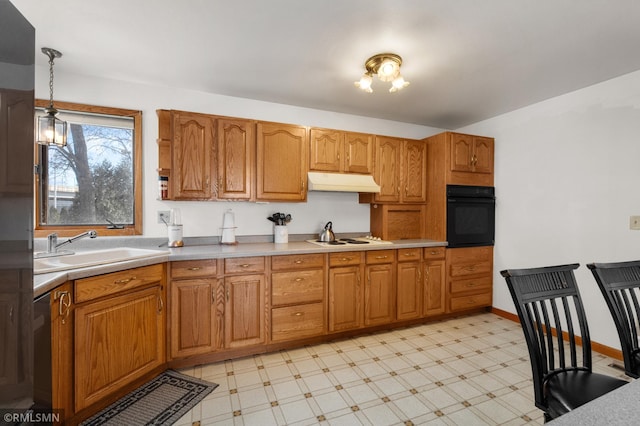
left=33, top=239, right=446, bottom=298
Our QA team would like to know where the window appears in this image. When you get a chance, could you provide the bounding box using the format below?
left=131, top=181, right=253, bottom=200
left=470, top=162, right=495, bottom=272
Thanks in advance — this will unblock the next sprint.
left=34, top=100, right=142, bottom=237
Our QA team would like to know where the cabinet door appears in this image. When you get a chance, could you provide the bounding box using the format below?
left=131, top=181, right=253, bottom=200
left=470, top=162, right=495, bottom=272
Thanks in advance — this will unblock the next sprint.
left=217, top=118, right=254, bottom=200
left=344, top=132, right=373, bottom=174
left=328, top=266, right=362, bottom=332
left=472, top=136, right=494, bottom=174
left=396, top=261, right=422, bottom=320
left=173, top=112, right=215, bottom=199
left=256, top=122, right=308, bottom=201
left=170, top=279, right=217, bottom=359
left=309, top=128, right=342, bottom=172
left=224, top=274, right=265, bottom=348
left=74, top=285, right=165, bottom=411
left=450, top=133, right=473, bottom=173
left=373, top=136, right=401, bottom=202
left=364, top=264, right=395, bottom=326
left=424, top=260, right=445, bottom=316
left=402, top=139, right=427, bottom=203
left=0, top=90, right=33, bottom=193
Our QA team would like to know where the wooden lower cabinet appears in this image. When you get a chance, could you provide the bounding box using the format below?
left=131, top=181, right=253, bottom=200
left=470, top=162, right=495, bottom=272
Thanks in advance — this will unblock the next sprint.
left=170, top=278, right=218, bottom=358
left=364, top=250, right=396, bottom=326
left=328, top=263, right=363, bottom=332
left=270, top=254, right=326, bottom=342
left=169, top=259, right=220, bottom=359
left=396, top=249, right=422, bottom=320
left=446, top=246, right=493, bottom=313
left=51, top=283, right=73, bottom=423
left=74, top=276, right=165, bottom=412
left=423, top=247, right=446, bottom=316
left=224, top=274, right=265, bottom=348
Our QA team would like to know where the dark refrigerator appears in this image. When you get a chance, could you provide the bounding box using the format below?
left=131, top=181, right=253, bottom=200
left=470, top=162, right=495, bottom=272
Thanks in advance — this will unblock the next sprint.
left=0, top=0, right=36, bottom=420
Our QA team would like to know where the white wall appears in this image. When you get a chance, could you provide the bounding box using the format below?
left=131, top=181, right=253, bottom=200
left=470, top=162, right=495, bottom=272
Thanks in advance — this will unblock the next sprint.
left=37, top=70, right=443, bottom=239
left=458, top=69, right=640, bottom=349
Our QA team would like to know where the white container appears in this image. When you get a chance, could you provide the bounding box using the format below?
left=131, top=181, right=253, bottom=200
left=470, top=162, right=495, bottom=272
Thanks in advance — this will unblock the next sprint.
left=168, top=224, right=183, bottom=247
left=274, top=226, right=288, bottom=244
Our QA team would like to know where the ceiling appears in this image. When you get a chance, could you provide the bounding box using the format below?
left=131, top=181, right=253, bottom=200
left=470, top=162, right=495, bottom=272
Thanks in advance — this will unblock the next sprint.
left=11, top=0, right=640, bottom=129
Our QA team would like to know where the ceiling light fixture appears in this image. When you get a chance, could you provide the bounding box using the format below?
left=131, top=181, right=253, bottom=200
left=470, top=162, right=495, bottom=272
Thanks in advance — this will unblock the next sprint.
left=37, top=47, right=67, bottom=147
left=354, top=53, right=410, bottom=93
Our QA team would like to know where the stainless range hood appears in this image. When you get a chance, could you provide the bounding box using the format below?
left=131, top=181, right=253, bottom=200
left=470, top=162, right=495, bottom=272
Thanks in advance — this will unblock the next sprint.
left=307, top=172, right=380, bottom=193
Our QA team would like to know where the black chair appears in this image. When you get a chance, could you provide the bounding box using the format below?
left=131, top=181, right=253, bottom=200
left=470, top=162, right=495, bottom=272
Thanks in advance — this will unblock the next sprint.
left=588, top=260, right=640, bottom=379
left=501, top=263, right=627, bottom=421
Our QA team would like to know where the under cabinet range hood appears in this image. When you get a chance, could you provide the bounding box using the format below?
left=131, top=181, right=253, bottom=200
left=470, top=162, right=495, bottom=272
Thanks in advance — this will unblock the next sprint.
left=307, top=172, right=381, bottom=193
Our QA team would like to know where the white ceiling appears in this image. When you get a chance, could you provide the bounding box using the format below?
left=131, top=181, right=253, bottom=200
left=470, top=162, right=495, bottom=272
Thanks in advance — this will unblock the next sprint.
left=11, top=0, right=640, bottom=129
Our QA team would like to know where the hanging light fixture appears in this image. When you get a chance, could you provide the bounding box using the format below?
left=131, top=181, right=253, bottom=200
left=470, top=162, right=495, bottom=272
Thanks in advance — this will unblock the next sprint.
left=37, top=47, right=67, bottom=147
left=354, top=53, right=410, bottom=93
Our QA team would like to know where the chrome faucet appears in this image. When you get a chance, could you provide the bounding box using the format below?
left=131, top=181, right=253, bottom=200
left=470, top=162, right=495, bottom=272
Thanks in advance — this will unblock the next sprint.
left=42, top=230, right=98, bottom=257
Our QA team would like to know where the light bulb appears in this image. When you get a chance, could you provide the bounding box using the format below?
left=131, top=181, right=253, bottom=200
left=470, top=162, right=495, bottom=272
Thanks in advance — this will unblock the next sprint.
left=354, top=73, right=373, bottom=93
left=389, top=75, right=410, bottom=93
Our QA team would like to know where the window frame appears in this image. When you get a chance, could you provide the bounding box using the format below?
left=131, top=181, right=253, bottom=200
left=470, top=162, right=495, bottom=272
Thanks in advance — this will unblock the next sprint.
left=34, top=99, right=143, bottom=237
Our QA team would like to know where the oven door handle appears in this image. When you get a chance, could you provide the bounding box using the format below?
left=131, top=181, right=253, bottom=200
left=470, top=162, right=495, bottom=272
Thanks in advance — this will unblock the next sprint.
left=447, top=197, right=495, bottom=204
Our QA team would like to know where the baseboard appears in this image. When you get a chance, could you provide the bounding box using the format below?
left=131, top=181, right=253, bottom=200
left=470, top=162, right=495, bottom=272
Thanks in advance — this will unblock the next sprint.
left=490, top=307, right=623, bottom=361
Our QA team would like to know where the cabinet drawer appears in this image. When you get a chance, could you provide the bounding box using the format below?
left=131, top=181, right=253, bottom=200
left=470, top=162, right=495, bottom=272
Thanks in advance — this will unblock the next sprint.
left=450, top=276, right=492, bottom=295
left=398, top=248, right=421, bottom=262
left=449, top=261, right=492, bottom=278
left=272, top=270, right=324, bottom=306
left=366, top=250, right=396, bottom=264
left=450, top=292, right=492, bottom=311
left=329, top=252, right=361, bottom=267
left=271, top=302, right=324, bottom=342
left=423, top=246, right=446, bottom=260
left=224, top=257, right=265, bottom=274
left=271, top=253, right=324, bottom=271
left=75, top=264, right=163, bottom=303
left=171, top=259, right=217, bottom=279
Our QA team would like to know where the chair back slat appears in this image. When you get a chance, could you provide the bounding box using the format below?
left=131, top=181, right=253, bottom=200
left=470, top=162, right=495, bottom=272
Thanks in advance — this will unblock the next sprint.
left=502, top=263, right=591, bottom=408
left=588, top=260, right=640, bottom=378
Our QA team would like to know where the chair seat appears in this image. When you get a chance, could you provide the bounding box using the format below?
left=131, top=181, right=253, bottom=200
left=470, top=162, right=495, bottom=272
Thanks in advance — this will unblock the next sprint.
left=544, top=370, right=627, bottom=419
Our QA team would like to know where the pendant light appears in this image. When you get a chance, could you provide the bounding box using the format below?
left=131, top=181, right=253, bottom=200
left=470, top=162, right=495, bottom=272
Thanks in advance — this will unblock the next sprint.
left=37, top=47, right=67, bottom=147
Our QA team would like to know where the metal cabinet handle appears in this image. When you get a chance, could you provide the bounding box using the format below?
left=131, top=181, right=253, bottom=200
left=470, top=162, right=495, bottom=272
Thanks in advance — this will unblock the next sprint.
left=187, top=267, right=201, bottom=271
left=295, top=277, right=304, bottom=282
left=293, top=312, right=304, bottom=317
left=9, top=306, right=13, bottom=324
left=212, top=287, right=215, bottom=304
left=56, top=290, right=71, bottom=324
left=226, top=286, right=230, bottom=302
left=375, top=255, right=388, bottom=259
left=294, top=260, right=303, bottom=264
left=114, top=276, right=136, bottom=285
left=157, top=294, right=164, bottom=313
left=340, top=257, right=352, bottom=262
left=240, top=264, right=250, bottom=268
left=403, top=252, right=416, bottom=257
left=466, top=282, right=477, bottom=287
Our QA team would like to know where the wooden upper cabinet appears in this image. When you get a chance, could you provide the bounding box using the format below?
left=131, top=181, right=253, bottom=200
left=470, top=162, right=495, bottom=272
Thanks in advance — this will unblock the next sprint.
left=256, top=122, right=308, bottom=201
left=309, top=128, right=373, bottom=174
left=309, top=128, right=342, bottom=172
left=450, top=133, right=494, bottom=176
left=402, top=139, right=427, bottom=203
left=217, top=118, right=255, bottom=200
left=373, top=136, right=402, bottom=202
left=344, top=132, right=374, bottom=174
left=172, top=112, right=215, bottom=200
left=367, top=136, right=426, bottom=203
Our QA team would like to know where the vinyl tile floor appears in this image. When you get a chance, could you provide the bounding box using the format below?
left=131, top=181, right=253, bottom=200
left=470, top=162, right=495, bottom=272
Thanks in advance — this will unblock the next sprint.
left=175, top=312, right=628, bottom=425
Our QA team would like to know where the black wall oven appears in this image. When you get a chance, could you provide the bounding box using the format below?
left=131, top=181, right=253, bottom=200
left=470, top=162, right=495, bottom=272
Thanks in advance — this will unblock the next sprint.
left=446, top=185, right=495, bottom=248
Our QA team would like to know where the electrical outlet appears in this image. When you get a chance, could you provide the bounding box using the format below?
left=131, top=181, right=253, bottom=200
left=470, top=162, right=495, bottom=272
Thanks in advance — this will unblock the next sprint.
left=631, top=216, right=640, bottom=230
left=157, top=210, right=170, bottom=224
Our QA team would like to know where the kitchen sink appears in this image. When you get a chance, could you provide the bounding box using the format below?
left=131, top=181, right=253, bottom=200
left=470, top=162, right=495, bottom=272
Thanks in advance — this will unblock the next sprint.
left=33, top=247, right=167, bottom=275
